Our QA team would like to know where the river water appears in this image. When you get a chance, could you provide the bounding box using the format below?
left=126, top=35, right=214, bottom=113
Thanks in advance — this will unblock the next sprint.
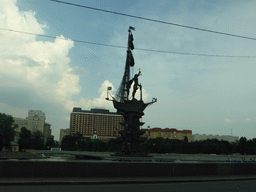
left=3, top=152, right=256, bottom=163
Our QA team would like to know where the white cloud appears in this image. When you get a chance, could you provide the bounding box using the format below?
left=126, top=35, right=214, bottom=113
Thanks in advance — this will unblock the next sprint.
left=71, top=66, right=87, bottom=76
left=62, top=80, right=114, bottom=111
left=0, top=102, right=27, bottom=118
left=0, top=0, right=45, bottom=51
left=245, top=118, right=252, bottom=122
left=225, top=119, right=233, bottom=123
left=55, top=69, right=81, bottom=101
left=1, top=0, right=45, bottom=34
left=0, top=0, right=81, bottom=113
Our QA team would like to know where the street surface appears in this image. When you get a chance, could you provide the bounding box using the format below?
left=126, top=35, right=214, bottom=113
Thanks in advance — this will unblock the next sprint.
left=1, top=180, right=256, bottom=192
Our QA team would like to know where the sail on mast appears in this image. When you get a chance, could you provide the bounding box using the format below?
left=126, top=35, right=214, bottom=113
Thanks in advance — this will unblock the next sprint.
left=115, top=27, right=135, bottom=102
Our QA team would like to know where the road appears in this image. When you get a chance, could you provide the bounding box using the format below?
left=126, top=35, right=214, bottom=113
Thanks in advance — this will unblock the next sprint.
left=1, top=180, right=256, bottom=192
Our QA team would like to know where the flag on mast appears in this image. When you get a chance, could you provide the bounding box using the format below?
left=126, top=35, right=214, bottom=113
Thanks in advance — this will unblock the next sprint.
left=129, top=52, right=135, bottom=66
left=129, top=26, right=135, bottom=31
left=129, top=32, right=134, bottom=50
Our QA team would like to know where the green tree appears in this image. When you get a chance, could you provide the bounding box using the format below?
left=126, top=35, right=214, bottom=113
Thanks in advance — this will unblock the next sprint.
left=219, top=140, right=233, bottom=154
left=245, top=138, right=256, bottom=155
left=201, top=139, right=220, bottom=154
left=184, top=136, right=188, bottom=143
left=168, top=139, right=182, bottom=153
left=31, top=130, right=44, bottom=150
left=73, top=132, right=83, bottom=141
left=54, top=141, right=59, bottom=147
left=92, top=139, right=107, bottom=152
left=235, top=137, right=248, bottom=154
left=0, top=113, right=17, bottom=150
left=180, top=140, right=189, bottom=154
left=18, top=127, right=31, bottom=151
left=74, top=132, right=84, bottom=151
left=60, top=135, right=76, bottom=151
left=44, top=138, right=56, bottom=150
left=158, top=139, right=171, bottom=153
left=77, top=139, right=90, bottom=151
left=106, top=139, right=122, bottom=152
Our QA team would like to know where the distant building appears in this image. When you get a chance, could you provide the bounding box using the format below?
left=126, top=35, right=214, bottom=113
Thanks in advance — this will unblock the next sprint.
left=192, top=134, right=239, bottom=143
left=44, top=123, right=54, bottom=144
left=10, top=141, right=19, bottom=152
left=59, top=128, right=70, bottom=144
left=13, top=110, right=54, bottom=144
left=141, top=128, right=192, bottom=142
left=70, top=107, right=124, bottom=142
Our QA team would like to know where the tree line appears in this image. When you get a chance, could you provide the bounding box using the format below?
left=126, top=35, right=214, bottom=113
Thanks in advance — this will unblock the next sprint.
left=0, top=113, right=17, bottom=150
left=0, top=113, right=58, bottom=151
left=141, top=137, right=255, bottom=155
left=1, top=113, right=256, bottom=155
left=60, top=133, right=256, bottom=155
left=60, top=133, right=122, bottom=152
left=18, top=127, right=59, bottom=150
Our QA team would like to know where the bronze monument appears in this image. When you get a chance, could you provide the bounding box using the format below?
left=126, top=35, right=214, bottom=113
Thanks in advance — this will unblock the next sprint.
left=106, top=27, right=157, bottom=156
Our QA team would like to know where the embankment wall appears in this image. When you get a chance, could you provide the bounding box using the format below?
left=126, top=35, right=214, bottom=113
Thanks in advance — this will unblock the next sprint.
left=0, top=161, right=256, bottom=178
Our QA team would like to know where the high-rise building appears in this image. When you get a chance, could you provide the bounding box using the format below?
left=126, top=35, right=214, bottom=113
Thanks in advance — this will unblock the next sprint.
left=14, top=110, right=45, bottom=133
left=44, top=123, right=54, bottom=144
left=141, top=128, right=192, bottom=142
left=59, top=128, right=70, bottom=144
left=13, top=110, right=54, bottom=144
left=70, top=107, right=124, bottom=142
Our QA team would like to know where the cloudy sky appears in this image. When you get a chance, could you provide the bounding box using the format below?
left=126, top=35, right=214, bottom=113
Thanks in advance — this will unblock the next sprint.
left=1, top=0, right=256, bottom=140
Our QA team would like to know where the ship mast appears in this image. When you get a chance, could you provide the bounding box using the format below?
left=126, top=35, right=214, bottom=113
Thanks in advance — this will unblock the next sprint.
left=115, top=26, right=135, bottom=103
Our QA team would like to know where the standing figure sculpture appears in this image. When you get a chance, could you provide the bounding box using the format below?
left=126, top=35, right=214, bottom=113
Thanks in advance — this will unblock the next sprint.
left=127, top=70, right=142, bottom=100
left=132, top=71, right=142, bottom=100
left=106, top=27, right=157, bottom=156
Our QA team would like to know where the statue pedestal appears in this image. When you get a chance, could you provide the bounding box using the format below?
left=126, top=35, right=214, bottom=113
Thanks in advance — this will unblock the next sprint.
left=113, top=99, right=149, bottom=156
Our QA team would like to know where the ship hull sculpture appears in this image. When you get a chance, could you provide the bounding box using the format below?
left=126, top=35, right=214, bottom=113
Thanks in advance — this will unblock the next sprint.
left=106, top=27, right=157, bottom=156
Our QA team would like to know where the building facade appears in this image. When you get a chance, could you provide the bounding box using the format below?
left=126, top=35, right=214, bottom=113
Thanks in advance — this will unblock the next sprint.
left=14, top=110, right=45, bottom=133
left=192, top=134, right=239, bottom=143
left=13, top=110, right=54, bottom=144
left=43, top=123, right=54, bottom=144
left=141, top=128, right=192, bottom=142
left=59, top=128, right=70, bottom=144
left=70, top=107, right=124, bottom=142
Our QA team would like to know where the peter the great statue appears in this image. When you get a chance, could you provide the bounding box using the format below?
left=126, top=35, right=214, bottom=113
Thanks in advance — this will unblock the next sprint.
left=106, top=26, right=157, bottom=156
